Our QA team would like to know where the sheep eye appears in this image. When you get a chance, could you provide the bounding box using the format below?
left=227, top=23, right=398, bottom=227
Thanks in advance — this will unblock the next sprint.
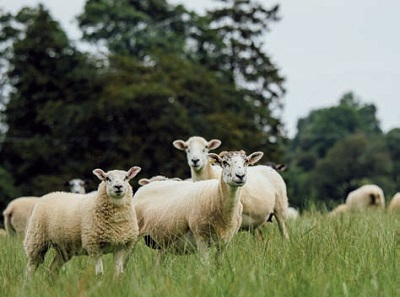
left=106, top=177, right=111, bottom=182
left=223, top=161, right=229, bottom=167
left=124, top=176, right=128, bottom=181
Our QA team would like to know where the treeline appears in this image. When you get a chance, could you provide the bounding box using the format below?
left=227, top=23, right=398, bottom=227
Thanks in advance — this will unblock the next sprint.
left=0, top=0, right=398, bottom=213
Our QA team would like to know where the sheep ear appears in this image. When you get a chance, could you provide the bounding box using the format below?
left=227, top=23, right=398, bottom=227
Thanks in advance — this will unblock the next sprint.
left=275, top=164, right=287, bottom=171
left=173, top=140, right=186, bottom=151
left=208, top=153, right=222, bottom=166
left=208, top=139, right=221, bottom=151
left=127, top=166, right=141, bottom=180
left=138, top=178, right=150, bottom=186
left=93, top=169, right=107, bottom=181
left=248, top=152, right=264, bottom=165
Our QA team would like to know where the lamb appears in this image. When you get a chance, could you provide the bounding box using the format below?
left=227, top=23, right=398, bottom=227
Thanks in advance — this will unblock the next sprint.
left=173, top=136, right=289, bottom=239
left=134, top=150, right=263, bottom=264
left=24, top=166, right=141, bottom=278
left=138, top=175, right=182, bottom=186
left=388, top=192, right=400, bottom=212
left=329, top=184, right=385, bottom=215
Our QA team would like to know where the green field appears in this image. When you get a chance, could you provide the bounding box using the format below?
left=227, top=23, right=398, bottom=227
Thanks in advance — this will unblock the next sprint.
left=1, top=210, right=398, bottom=297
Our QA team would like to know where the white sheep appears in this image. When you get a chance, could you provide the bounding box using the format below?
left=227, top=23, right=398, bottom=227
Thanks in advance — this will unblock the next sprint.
left=287, top=207, right=299, bottom=220
left=24, top=166, right=141, bottom=278
left=388, top=192, right=400, bottom=212
left=66, top=178, right=87, bottom=194
left=329, top=184, right=385, bottom=215
left=134, top=150, right=263, bottom=264
left=138, top=175, right=182, bottom=186
left=173, top=136, right=289, bottom=239
left=2, top=178, right=91, bottom=236
left=2, top=196, right=40, bottom=236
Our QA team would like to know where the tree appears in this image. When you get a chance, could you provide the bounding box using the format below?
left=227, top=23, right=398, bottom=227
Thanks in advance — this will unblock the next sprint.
left=0, top=5, right=103, bottom=206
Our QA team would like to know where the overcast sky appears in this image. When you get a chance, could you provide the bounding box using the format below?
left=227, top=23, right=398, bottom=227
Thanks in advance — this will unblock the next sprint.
left=1, top=0, right=399, bottom=137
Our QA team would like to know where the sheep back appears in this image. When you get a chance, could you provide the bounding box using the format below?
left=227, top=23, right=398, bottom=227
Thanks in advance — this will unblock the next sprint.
left=345, top=184, right=385, bottom=211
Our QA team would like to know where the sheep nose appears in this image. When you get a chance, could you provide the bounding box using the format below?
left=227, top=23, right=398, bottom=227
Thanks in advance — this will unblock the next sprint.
left=235, top=173, right=245, bottom=180
left=114, top=185, right=123, bottom=191
left=191, top=159, right=200, bottom=166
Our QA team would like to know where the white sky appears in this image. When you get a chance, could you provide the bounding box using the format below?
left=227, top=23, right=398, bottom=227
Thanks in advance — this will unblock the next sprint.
left=1, top=0, right=399, bottom=137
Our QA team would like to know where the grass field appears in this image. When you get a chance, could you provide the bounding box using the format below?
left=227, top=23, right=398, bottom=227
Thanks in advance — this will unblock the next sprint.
left=0, top=209, right=398, bottom=297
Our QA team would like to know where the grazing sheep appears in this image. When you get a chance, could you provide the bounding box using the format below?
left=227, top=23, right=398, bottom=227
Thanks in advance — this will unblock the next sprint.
left=66, top=178, right=87, bottom=194
left=134, top=150, right=263, bottom=264
left=329, top=184, right=385, bottom=215
left=24, top=166, right=141, bottom=278
left=173, top=136, right=289, bottom=239
left=388, top=192, right=400, bottom=212
left=138, top=175, right=182, bottom=186
left=2, top=197, right=40, bottom=236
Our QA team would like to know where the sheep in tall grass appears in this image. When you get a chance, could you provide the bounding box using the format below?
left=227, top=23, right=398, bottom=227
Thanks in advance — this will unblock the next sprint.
left=2, top=197, right=40, bottom=236
left=388, top=192, right=400, bottom=212
left=134, top=150, right=263, bottom=264
left=173, top=136, right=289, bottom=239
left=330, top=184, right=385, bottom=215
left=24, top=166, right=141, bottom=278
left=3, top=178, right=90, bottom=237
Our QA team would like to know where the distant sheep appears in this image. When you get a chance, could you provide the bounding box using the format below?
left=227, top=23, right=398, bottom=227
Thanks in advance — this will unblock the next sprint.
left=66, top=178, right=87, bottom=194
left=24, top=166, right=141, bottom=278
left=2, top=196, right=40, bottom=236
left=388, top=192, right=400, bottom=212
left=287, top=207, right=299, bottom=220
left=2, top=178, right=90, bottom=236
left=173, top=136, right=289, bottom=239
left=330, top=184, right=385, bottom=215
left=138, top=175, right=182, bottom=186
left=134, top=150, right=263, bottom=264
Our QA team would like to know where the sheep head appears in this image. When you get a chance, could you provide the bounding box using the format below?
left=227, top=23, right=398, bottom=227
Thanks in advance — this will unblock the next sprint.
left=93, top=167, right=141, bottom=199
left=208, top=151, right=263, bottom=186
left=173, top=136, right=221, bottom=171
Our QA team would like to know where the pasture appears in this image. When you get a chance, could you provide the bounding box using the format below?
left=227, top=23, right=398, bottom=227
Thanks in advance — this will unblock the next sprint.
left=0, top=209, right=398, bottom=297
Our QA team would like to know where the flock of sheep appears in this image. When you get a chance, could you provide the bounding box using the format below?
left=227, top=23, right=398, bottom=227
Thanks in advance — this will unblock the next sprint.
left=1, top=136, right=399, bottom=278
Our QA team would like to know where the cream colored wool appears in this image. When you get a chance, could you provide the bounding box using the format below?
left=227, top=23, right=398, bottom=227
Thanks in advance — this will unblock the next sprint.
left=388, top=192, right=400, bottom=212
left=134, top=151, right=263, bottom=264
left=173, top=136, right=289, bottom=239
left=345, top=184, right=385, bottom=210
left=2, top=197, right=40, bottom=235
left=24, top=167, right=141, bottom=278
left=138, top=175, right=182, bottom=186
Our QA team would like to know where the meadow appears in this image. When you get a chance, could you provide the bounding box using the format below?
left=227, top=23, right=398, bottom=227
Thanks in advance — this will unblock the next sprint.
left=0, top=209, right=398, bottom=297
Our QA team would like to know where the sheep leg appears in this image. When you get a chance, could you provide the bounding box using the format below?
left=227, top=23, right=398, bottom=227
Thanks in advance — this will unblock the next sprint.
left=113, top=249, right=129, bottom=276
left=25, top=241, right=48, bottom=279
left=214, top=243, right=227, bottom=267
left=93, top=256, right=104, bottom=276
left=196, top=238, right=210, bottom=265
left=274, top=211, right=289, bottom=239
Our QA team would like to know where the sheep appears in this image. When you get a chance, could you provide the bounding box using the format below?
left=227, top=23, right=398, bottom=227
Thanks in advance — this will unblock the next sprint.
left=173, top=136, right=289, bottom=239
left=388, top=192, right=400, bottom=212
left=287, top=207, right=299, bottom=220
left=134, top=150, right=263, bottom=265
left=2, top=178, right=92, bottom=237
left=66, top=178, right=87, bottom=194
left=138, top=175, right=182, bottom=186
left=24, top=166, right=141, bottom=278
left=329, top=184, right=385, bottom=215
left=2, top=196, right=40, bottom=236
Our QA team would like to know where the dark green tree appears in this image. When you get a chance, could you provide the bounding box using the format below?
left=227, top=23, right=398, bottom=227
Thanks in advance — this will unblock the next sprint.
left=0, top=5, right=103, bottom=207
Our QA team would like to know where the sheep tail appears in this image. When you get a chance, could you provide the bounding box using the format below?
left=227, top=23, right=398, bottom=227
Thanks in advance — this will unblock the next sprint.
left=3, top=208, right=15, bottom=235
left=369, top=194, right=377, bottom=205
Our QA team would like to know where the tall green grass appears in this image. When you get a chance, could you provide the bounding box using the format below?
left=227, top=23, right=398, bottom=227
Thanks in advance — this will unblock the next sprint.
left=0, top=210, right=398, bottom=297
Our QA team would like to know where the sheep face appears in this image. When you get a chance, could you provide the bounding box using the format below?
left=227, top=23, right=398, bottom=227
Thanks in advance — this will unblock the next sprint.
left=67, top=179, right=86, bottom=194
left=93, top=167, right=141, bottom=199
left=173, top=136, right=221, bottom=172
left=208, top=151, right=264, bottom=186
